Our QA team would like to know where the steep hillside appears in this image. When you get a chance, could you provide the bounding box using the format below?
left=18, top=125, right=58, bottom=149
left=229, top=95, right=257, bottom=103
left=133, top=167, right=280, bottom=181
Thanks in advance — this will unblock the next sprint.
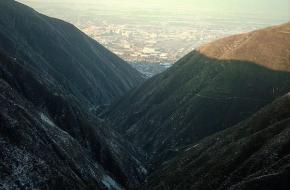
left=0, top=40, right=146, bottom=190
left=145, top=93, right=290, bottom=190
left=0, top=75, right=120, bottom=190
left=1, top=1, right=290, bottom=189
left=0, top=0, right=143, bottom=107
left=105, top=22, right=290, bottom=164
left=0, top=1, right=146, bottom=189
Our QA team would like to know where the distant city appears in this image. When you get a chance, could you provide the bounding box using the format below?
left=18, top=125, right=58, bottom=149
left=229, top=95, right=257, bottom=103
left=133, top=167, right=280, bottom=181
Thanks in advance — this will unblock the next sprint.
left=18, top=0, right=288, bottom=76
left=76, top=18, right=263, bottom=64
left=75, top=16, right=282, bottom=76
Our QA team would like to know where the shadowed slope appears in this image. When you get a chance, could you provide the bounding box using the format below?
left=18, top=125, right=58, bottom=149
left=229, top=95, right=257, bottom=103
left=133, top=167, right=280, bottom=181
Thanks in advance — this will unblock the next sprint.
left=145, top=93, right=290, bottom=190
left=105, top=22, right=290, bottom=165
left=0, top=49, right=146, bottom=189
left=0, top=0, right=143, bottom=107
left=0, top=0, right=146, bottom=189
left=0, top=78, right=115, bottom=190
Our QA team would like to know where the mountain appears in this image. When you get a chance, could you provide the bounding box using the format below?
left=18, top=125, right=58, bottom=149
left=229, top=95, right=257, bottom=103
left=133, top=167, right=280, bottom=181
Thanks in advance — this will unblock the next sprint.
left=105, top=22, right=290, bottom=165
left=0, top=1, right=146, bottom=189
left=145, top=93, right=290, bottom=190
left=1, top=0, right=290, bottom=189
left=0, top=0, right=143, bottom=107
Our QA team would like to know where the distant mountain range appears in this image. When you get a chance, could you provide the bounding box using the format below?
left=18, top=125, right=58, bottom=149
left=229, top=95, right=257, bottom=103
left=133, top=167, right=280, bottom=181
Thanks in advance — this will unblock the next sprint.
left=1, top=0, right=290, bottom=190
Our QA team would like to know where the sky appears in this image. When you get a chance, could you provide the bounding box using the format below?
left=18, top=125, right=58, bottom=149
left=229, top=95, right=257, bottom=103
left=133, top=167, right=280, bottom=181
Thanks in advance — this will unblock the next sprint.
left=19, top=0, right=289, bottom=13
left=18, top=0, right=289, bottom=23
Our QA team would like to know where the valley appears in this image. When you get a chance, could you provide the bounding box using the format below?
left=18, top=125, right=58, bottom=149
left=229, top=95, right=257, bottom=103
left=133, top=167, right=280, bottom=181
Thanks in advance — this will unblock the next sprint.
left=18, top=0, right=288, bottom=68
left=1, top=0, right=290, bottom=190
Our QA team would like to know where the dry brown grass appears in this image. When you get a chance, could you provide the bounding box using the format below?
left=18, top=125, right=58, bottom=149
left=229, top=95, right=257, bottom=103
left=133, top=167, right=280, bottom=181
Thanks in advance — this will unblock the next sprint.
left=198, top=22, right=290, bottom=72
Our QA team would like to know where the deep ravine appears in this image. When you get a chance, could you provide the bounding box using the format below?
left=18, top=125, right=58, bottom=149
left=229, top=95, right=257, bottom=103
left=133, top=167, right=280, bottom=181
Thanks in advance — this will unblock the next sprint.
left=1, top=1, right=290, bottom=190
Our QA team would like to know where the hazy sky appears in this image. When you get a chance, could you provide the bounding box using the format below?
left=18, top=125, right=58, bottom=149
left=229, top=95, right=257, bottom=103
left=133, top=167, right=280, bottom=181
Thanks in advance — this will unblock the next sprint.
left=19, top=0, right=289, bottom=12
left=19, top=0, right=289, bottom=22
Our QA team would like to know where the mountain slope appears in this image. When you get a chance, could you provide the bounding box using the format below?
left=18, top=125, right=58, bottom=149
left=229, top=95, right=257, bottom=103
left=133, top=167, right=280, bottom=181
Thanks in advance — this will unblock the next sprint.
left=0, top=1, right=146, bottom=189
left=105, top=22, right=290, bottom=164
left=145, top=93, right=290, bottom=190
left=0, top=0, right=143, bottom=107
left=0, top=77, right=118, bottom=190
left=0, top=39, right=146, bottom=190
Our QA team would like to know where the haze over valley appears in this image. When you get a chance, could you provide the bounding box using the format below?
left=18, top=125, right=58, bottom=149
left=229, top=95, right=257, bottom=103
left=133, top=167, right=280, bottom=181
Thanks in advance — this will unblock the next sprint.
left=1, top=1, right=290, bottom=190
left=18, top=0, right=289, bottom=76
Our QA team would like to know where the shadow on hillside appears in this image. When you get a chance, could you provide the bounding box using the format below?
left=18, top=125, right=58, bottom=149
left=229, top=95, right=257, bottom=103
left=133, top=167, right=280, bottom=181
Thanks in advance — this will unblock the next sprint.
left=105, top=50, right=290, bottom=165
